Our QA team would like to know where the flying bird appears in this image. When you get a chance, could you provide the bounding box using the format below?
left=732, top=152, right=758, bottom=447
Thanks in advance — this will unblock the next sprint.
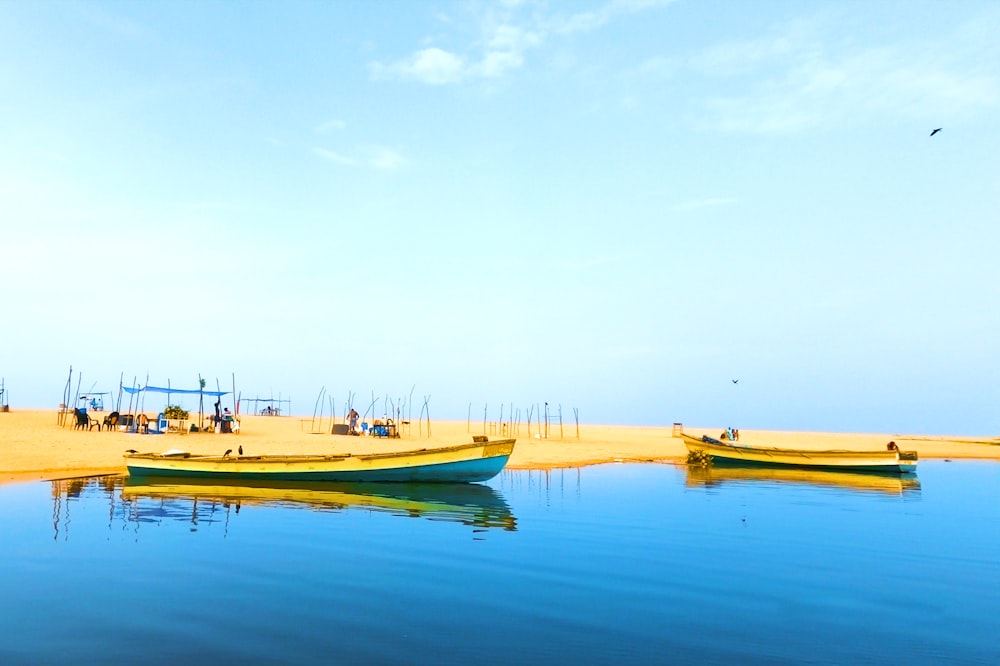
left=930, top=128, right=942, bottom=137
left=125, top=449, right=137, bottom=454
left=223, top=449, right=232, bottom=457
left=732, top=379, right=739, bottom=384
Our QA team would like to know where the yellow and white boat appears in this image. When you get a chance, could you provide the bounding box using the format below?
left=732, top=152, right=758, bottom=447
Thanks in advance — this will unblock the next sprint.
left=680, top=432, right=917, bottom=474
left=124, top=437, right=515, bottom=484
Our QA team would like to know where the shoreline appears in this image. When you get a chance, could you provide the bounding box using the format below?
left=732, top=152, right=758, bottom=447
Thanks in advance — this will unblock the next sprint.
left=1, top=409, right=998, bottom=485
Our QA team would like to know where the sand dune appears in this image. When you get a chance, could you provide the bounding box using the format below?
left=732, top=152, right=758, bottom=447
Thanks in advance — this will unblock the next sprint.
left=1, top=409, right=997, bottom=484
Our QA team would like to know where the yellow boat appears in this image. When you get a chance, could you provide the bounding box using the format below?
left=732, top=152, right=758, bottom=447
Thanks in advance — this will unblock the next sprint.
left=124, top=438, right=515, bottom=484
left=121, top=477, right=516, bottom=530
left=684, top=464, right=920, bottom=496
left=680, top=432, right=917, bottom=473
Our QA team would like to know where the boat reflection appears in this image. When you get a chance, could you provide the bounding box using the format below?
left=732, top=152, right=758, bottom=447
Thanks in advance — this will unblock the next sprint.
left=121, top=477, right=517, bottom=531
left=685, top=464, right=921, bottom=496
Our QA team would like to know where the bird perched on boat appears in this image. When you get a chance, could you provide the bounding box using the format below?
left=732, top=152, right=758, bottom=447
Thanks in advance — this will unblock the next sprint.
left=930, top=128, right=942, bottom=136
left=125, top=449, right=137, bottom=454
left=238, top=445, right=243, bottom=456
left=223, top=449, right=232, bottom=457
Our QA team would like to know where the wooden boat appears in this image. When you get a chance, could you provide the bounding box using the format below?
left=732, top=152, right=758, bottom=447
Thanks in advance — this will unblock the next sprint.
left=124, top=437, right=515, bottom=483
left=680, top=432, right=917, bottom=473
left=121, top=478, right=516, bottom=530
left=684, top=464, right=920, bottom=496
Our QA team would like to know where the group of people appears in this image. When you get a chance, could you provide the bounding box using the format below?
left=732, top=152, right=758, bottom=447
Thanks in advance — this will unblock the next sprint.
left=213, top=399, right=238, bottom=434
left=346, top=408, right=396, bottom=437
left=721, top=427, right=740, bottom=441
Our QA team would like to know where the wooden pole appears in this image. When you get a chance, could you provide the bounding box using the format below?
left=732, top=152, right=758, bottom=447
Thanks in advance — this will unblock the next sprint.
left=140, top=372, right=149, bottom=416
left=59, top=365, right=72, bottom=426
left=73, top=372, right=82, bottom=414
left=409, top=385, right=415, bottom=424
left=423, top=395, right=431, bottom=438
left=311, top=387, right=325, bottom=433
left=126, top=376, right=136, bottom=422
left=117, top=372, right=124, bottom=413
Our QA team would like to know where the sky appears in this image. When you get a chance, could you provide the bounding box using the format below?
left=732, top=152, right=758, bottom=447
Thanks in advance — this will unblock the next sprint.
left=1, top=0, right=998, bottom=434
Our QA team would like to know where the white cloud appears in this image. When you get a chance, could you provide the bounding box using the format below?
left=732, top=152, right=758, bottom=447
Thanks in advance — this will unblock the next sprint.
left=313, top=147, right=358, bottom=166
left=74, top=4, right=146, bottom=39
left=488, top=24, right=540, bottom=52
left=550, top=0, right=677, bottom=35
left=557, top=255, right=621, bottom=272
left=370, top=0, right=673, bottom=86
left=695, top=15, right=1000, bottom=134
left=370, top=47, right=466, bottom=85
left=363, top=146, right=406, bottom=170
left=475, top=50, right=524, bottom=78
left=315, top=118, right=347, bottom=133
left=636, top=55, right=678, bottom=78
left=313, top=146, right=405, bottom=170
left=671, top=198, right=740, bottom=212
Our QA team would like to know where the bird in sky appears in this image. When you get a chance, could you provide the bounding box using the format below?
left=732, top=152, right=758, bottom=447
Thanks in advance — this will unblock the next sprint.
left=732, top=379, right=739, bottom=384
left=930, top=128, right=942, bottom=136
left=125, top=449, right=137, bottom=454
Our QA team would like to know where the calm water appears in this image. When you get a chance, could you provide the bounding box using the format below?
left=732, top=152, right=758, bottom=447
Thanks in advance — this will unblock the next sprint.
left=2, top=462, right=999, bottom=665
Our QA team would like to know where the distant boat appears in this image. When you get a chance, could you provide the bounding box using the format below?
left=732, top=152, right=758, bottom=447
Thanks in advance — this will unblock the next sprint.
left=684, top=463, right=920, bottom=496
left=679, top=432, right=917, bottom=474
left=124, top=437, right=515, bottom=483
left=122, top=477, right=516, bottom=530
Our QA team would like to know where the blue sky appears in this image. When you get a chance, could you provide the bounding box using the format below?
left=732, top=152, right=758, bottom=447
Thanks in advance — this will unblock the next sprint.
left=1, top=1, right=998, bottom=434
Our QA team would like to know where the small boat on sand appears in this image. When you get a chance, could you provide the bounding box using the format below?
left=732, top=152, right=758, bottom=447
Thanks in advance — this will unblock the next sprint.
left=680, top=432, right=917, bottom=474
left=124, top=437, right=515, bottom=483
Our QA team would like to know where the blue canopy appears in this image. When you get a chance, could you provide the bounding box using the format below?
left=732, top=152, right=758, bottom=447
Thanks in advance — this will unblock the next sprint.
left=123, top=385, right=228, bottom=397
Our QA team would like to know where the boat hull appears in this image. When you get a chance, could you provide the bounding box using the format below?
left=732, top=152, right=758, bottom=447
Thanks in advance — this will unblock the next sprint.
left=124, top=439, right=515, bottom=484
left=681, top=433, right=917, bottom=474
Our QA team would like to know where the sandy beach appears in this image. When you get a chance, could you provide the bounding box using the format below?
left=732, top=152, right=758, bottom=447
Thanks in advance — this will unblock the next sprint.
left=1, top=409, right=997, bottom=484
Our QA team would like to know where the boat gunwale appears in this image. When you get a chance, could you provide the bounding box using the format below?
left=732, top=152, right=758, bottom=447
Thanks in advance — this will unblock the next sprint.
left=124, top=438, right=516, bottom=464
left=679, top=433, right=917, bottom=460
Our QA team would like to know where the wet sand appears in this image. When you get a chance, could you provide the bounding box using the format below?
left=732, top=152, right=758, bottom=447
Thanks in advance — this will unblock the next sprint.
left=1, top=409, right=997, bottom=484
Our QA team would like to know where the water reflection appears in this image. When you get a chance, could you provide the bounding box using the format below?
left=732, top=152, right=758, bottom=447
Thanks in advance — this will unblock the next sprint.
left=50, top=475, right=122, bottom=541
left=49, top=475, right=516, bottom=539
left=685, top=464, right=921, bottom=496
